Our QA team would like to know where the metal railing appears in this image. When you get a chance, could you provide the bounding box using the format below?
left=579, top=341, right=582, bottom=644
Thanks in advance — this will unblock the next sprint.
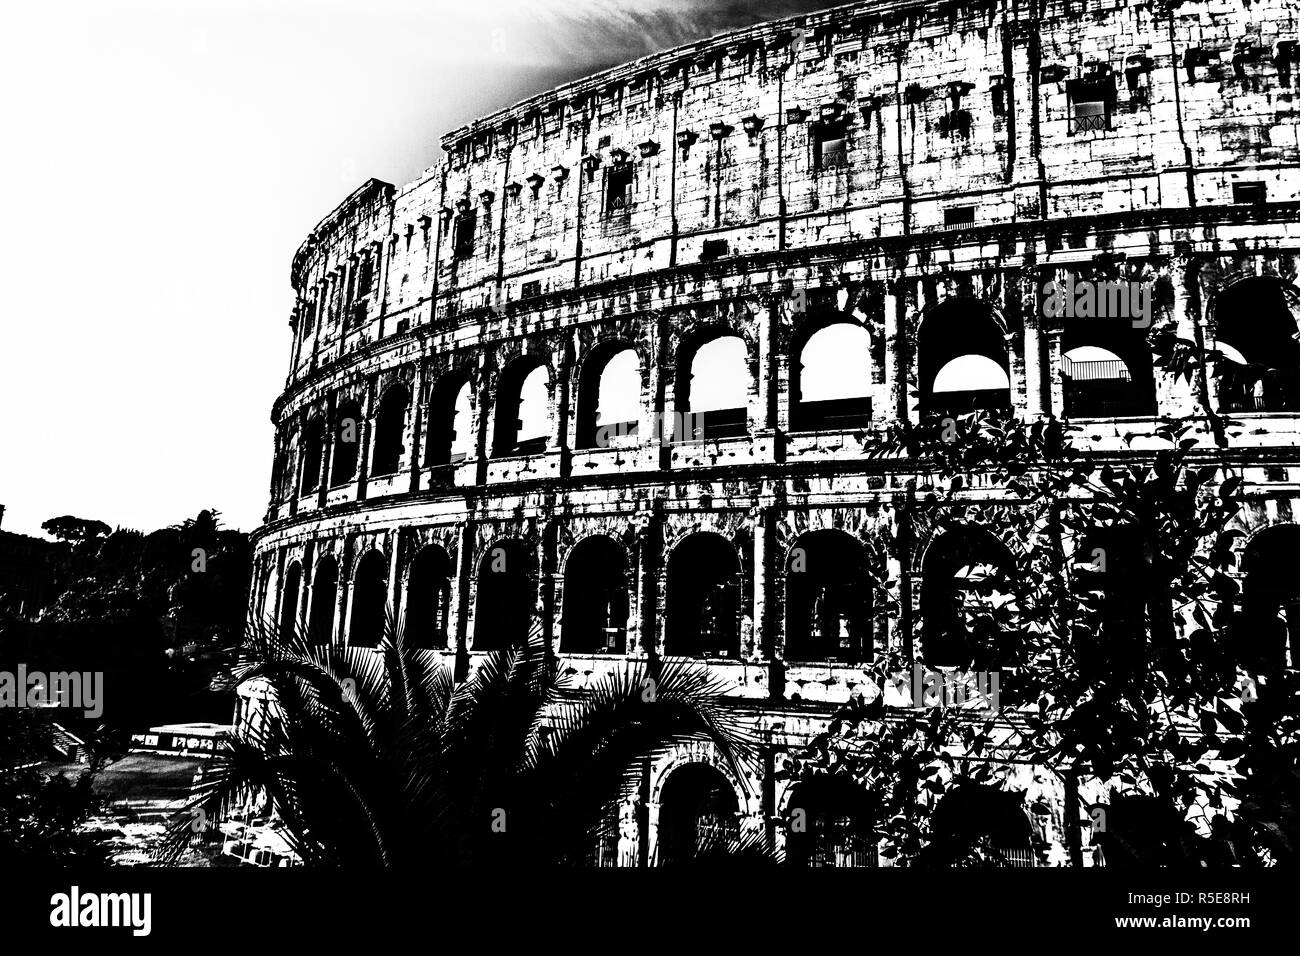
left=1061, top=357, right=1131, bottom=381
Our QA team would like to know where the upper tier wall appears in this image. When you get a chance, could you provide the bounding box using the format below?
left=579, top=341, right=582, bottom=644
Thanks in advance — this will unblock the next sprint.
left=283, top=0, right=1300, bottom=379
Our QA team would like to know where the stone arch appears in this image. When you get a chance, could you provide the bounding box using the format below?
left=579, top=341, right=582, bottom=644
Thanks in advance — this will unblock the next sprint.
left=473, top=537, right=538, bottom=651
left=916, top=297, right=1011, bottom=417
left=424, top=367, right=475, bottom=468
left=918, top=524, right=1017, bottom=668
left=574, top=340, right=644, bottom=450
left=278, top=560, right=302, bottom=642
left=665, top=530, right=744, bottom=658
left=1071, top=523, right=1150, bottom=681
left=277, top=419, right=301, bottom=501
left=790, top=315, right=873, bottom=431
left=783, top=776, right=878, bottom=867
left=673, top=327, right=751, bottom=441
left=924, top=784, right=1035, bottom=867
left=348, top=548, right=388, bottom=647
left=1207, top=275, right=1300, bottom=413
left=307, top=552, right=339, bottom=646
left=560, top=534, right=631, bottom=654
left=492, top=355, right=552, bottom=456
left=1239, top=523, right=1300, bottom=673
left=654, top=761, right=742, bottom=865
left=404, top=543, right=453, bottom=650
left=1061, top=316, right=1157, bottom=419
left=330, top=393, right=365, bottom=486
left=371, top=384, right=410, bottom=476
left=784, top=529, right=872, bottom=663
left=298, top=414, right=326, bottom=496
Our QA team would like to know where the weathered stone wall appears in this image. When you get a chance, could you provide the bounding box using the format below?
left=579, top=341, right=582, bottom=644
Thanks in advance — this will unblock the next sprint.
left=251, top=0, right=1300, bottom=865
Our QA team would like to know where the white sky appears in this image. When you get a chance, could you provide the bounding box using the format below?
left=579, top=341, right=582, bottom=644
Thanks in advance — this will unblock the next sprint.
left=0, top=0, right=830, bottom=538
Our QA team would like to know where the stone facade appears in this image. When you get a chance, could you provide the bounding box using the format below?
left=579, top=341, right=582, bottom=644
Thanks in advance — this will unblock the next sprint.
left=246, top=0, right=1300, bottom=864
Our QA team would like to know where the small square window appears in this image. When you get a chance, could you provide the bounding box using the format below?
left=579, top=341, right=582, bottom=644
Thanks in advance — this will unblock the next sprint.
left=521, top=280, right=541, bottom=299
left=1265, top=466, right=1288, bottom=482
left=1233, top=182, right=1267, bottom=204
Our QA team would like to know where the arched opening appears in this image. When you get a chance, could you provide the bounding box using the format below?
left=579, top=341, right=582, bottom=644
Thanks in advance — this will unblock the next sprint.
left=656, top=764, right=740, bottom=865
left=307, top=555, right=338, bottom=646
left=473, top=539, right=537, bottom=651
left=371, top=386, right=410, bottom=476
left=493, top=361, right=550, bottom=456
left=348, top=550, right=388, bottom=648
left=1062, top=333, right=1156, bottom=419
left=784, top=530, right=871, bottom=663
left=1091, top=793, right=1197, bottom=867
left=785, top=777, right=878, bottom=867
left=791, top=322, right=873, bottom=431
left=560, top=536, right=630, bottom=654
left=677, top=334, right=748, bottom=440
left=278, top=428, right=299, bottom=500
left=924, top=785, right=1035, bottom=867
left=1213, top=277, right=1300, bottom=413
left=576, top=346, right=642, bottom=449
left=424, top=375, right=473, bottom=468
left=299, top=416, right=325, bottom=496
left=405, top=545, right=453, bottom=650
left=330, top=398, right=363, bottom=486
left=665, top=532, right=743, bottom=658
left=278, top=562, right=301, bottom=642
left=1073, top=525, right=1149, bottom=682
left=1241, top=526, right=1300, bottom=674
left=918, top=300, right=1011, bottom=417
left=920, top=528, right=1016, bottom=668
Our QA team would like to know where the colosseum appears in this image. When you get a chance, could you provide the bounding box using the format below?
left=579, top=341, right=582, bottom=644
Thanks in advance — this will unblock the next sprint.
left=243, top=0, right=1300, bottom=866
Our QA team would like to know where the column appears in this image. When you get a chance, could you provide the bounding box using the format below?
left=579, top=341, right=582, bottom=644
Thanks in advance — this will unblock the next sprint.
left=555, top=335, right=574, bottom=478
left=634, top=508, right=662, bottom=660
left=387, top=530, right=404, bottom=637
left=1163, top=256, right=1200, bottom=418
left=408, top=363, right=427, bottom=493
left=318, top=393, right=336, bottom=508
left=751, top=505, right=771, bottom=662
left=1022, top=270, right=1046, bottom=418
left=474, top=357, right=494, bottom=487
left=541, top=519, right=559, bottom=659
left=453, top=520, right=476, bottom=681
left=332, top=548, right=350, bottom=648
left=356, top=378, right=376, bottom=500
left=882, top=275, right=909, bottom=422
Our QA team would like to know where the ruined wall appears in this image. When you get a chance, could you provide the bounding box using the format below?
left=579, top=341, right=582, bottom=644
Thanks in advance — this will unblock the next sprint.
left=252, top=0, right=1300, bottom=866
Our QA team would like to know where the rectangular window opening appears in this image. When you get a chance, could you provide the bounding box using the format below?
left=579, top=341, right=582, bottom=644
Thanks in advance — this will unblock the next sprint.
left=1070, top=99, right=1108, bottom=135
left=943, top=206, right=976, bottom=229
left=1233, top=182, right=1267, bottom=204
left=814, top=122, right=848, bottom=171
left=605, top=164, right=634, bottom=215
left=701, top=239, right=730, bottom=262
left=453, top=214, right=477, bottom=258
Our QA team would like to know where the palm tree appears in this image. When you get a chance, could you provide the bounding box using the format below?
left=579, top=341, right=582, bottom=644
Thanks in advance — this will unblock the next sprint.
left=162, top=615, right=768, bottom=867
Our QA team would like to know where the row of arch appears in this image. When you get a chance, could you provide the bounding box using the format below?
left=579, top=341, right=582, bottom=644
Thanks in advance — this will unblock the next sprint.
left=272, top=521, right=1299, bottom=673
left=649, top=760, right=1214, bottom=867
left=650, top=764, right=1038, bottom=867
left=275, top=528, right=876, bottom=662
left=280, top=275, right=1300, bottom=501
